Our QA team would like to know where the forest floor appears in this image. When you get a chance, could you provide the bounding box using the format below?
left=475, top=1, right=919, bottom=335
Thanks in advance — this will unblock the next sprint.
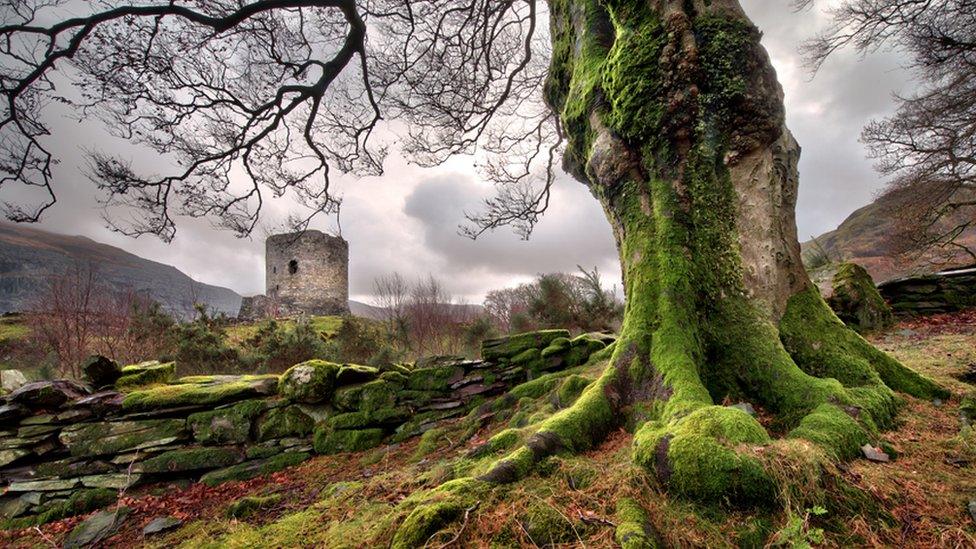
left=3, top=310, right=976, bottom=548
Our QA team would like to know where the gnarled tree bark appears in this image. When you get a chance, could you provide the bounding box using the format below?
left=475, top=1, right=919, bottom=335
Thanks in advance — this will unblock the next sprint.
left=394, top=1, right=946, bottom=543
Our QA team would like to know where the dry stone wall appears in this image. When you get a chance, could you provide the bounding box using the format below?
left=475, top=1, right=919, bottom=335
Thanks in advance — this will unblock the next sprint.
left=0, top=329, right=613, bottom=528
left=878, top=267, right=976, bottom=315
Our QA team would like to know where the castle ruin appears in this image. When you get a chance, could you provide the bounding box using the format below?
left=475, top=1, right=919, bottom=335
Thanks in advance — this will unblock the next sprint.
left=239, top=230, right=349, bottom=319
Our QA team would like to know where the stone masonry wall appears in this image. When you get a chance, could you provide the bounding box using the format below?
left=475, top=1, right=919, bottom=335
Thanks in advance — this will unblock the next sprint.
left=878, top=267, right=976, bottom=315
left=265, top=230, right=349, bottom=316
left=0, top=330, right=612, bottom=528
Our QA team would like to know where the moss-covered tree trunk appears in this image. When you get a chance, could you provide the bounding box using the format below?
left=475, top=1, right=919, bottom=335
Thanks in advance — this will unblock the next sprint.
left=392, top=1, right=947, bottom=544
left=484, top=0, right=946, bottom=500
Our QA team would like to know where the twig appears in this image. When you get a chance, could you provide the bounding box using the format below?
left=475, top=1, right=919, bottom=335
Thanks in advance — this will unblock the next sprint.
left=432, top=501, right=480, bottom=549
left=32, top=526, right=57, bottom=548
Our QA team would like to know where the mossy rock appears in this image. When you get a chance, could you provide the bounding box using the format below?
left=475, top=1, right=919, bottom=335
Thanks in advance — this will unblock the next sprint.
left=481, top=329, right=571, bottom=362
left=326, top=407, right=409, bottom=430
left=827, top=262, right=894, bottom=334
left=187, top=399, right=270, bottom=444
left=335, top=364, right=380, bottom=386
left=278, top=360, right=340, bottom=404
left=122, top=378, right=272, bottom=412
left=1, top=488, right=117, bottom=529
left=334, top=379, right=398, bottom=412
left=313, top=427, right=384, bottom=455
left=540, top=337, right=572, bottom=358
left=82, top=355, right=122, bottom=388
left=115, top=361, right=176, bottom=389
left=59, top=419, right=186, bottom=458
left=200, top=452, right=310, bottom=487
left=406, top=365, right=464, bottom=392
left=134, top=446, right=244, bottom=473
left=254, top=406, right=314, bottom=442
left=226, top=494, right=282, bottom=519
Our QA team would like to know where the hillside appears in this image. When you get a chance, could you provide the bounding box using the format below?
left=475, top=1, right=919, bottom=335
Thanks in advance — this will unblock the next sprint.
left=0, top=223, right=242, bottom=317
left=802, top=193, right=976, bottom=283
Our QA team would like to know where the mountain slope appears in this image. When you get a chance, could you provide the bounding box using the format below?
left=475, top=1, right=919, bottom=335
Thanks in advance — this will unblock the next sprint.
left=0, top=223, right=242, bottom=316
left=802, top=193, right=976, bottom=283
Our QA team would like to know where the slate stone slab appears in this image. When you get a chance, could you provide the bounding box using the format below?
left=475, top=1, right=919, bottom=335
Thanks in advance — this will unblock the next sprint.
left=143, top=516, right=182, bottom=536
left=60, top=419, right=186, bottom=458
left=7, top=380, right=89, bottom=410
left=63, top=507, right=131, bottom=548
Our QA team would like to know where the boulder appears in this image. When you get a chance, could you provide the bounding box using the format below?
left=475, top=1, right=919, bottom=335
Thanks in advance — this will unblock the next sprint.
left=827, top=262, right=894, bottom=333
left=63, top=507, right=131, bottom=549
left=1, top=369, right=27, bottom=393
left=82, top=355, right=123, bottom=388
left=7, top=380, right=90, bottom=410
left=115, top=361, right=176, bottom=388
left=279, top=360, right=340, bottom=404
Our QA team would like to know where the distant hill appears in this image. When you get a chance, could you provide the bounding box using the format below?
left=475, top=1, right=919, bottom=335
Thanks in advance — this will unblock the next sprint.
left=801, top=193, right=976, bottom=284
left=0, top=223, right=242, bottom=317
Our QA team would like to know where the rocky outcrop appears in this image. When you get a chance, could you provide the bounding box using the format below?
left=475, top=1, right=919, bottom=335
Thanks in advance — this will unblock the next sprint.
left=0, top=330, right=613, bottom=528
left=878, top=267, right=976, bottom=315
left=827, top=262, right=894, bottom=333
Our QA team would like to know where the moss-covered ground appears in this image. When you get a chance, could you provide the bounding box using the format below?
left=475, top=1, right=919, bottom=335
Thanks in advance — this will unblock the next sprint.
left=4, top=311, right=976, bottom=547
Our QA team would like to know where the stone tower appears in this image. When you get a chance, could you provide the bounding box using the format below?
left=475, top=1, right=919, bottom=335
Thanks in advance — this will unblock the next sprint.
left=265, top=230, right=349, bottom=316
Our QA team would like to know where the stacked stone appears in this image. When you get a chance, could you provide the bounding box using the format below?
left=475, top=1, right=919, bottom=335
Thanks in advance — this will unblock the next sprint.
left=878, top=268, right=976, bottom=315
left=0, top=329, right=613, bottom=528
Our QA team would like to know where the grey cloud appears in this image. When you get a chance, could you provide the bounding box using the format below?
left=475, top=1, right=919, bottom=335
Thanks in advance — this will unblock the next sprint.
left=4, top=2, right=915, bottom=304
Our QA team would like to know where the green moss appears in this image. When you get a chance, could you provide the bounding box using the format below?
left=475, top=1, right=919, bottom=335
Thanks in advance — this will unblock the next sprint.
left=521, top=501, right=581, bottom=546
left=122, top=381, right=263, bottom=412
left=828, top=262, right=894, bottom=333
left=481, top=330, right=571, bottom=362
left=391, top=500, right=464, bottom=549
left=788, top=404, right=870, bottom=461
left=405, top=366, right=462, bottom=392
left=326, top=407, right=408, bottom=430
left=200, top=452, right=310, bottom=487
left=2, top=488, right=117, bottom=529
left=615, top=497, right=658, bottom=549
left=781, top=286, right=948, bottom=401
left=335, top=364, right=380, bottom=386
left=226, top=494, right=282, bottom=519
left=254, top=406, right=314, bottom=442
left=278, top=360, right=340, bottom=404
left=556, top=375, right=591, bottom=407
left=187, top=399, right=268, bottom=444
left=60, top=419, right=186, bottom=458
left=634, top=406, right=774, bottom=505
left=116, top=361, right=176, bottom=389
left=602, top=3, right=667, bottom=142
left=413, top=428, right=447, bottom=459
left=136, top=446, right=243, bottom=473
left=333, top=379, right=398, bottom=412
left=540, top=337, right=571, bottom=358
left=312, top=427, right=384, bottom=455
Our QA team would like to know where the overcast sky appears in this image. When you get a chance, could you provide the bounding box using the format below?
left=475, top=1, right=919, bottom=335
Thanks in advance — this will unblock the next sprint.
left=4, top=1, right=913, bottom=303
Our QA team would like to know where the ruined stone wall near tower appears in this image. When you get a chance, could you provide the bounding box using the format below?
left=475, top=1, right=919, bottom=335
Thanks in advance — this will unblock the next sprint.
left=265, top=230, right=349, bottom=316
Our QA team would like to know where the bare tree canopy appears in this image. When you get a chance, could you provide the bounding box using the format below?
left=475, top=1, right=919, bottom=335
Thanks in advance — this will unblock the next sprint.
left=0, top=0, right=557, bottom=240
left=802, top=0, right=976, bottom=262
